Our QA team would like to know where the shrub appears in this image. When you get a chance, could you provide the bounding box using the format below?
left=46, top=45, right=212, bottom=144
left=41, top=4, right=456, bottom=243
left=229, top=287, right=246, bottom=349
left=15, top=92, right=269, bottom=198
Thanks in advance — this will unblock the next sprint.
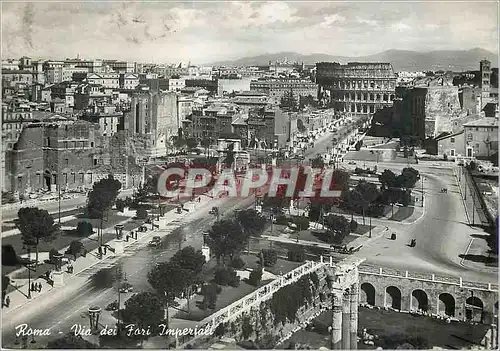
left=136, top=207, right=148, bottom=219
left=349, top=220, right=358, bottom=233
left=214, top=267, right=231, bottom=286
left=287, top=249, right=305, bottom=262
left=229, top=256, right=245, bottom=269
left=275, top=216, right=289, bottom=225
left=291, top=216, right=309, bottom=230
left=75, top=221, right=93, bottom=237
left=248, top=268, right=262, bottom=287
left=262, top=249, right=278, bottom=267
left=354, top=167, right=364, bottom=175
left=67, top=240, right=84, bottom=259
left=201, top=282, right=220, bottom=309
left=115, top=198, right=125, bottom=213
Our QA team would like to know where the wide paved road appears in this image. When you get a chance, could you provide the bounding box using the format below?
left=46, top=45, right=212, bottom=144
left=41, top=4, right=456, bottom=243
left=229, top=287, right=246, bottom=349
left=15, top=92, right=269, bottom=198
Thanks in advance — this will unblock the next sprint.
left=1, top=196, right=256, bottom=348
left=348, top=160, right=497, bottom=283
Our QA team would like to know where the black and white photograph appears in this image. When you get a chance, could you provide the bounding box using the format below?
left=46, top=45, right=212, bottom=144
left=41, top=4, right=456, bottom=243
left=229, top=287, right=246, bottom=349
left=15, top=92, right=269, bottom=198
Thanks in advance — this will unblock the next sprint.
left=1, top=1, right=499, bottom=349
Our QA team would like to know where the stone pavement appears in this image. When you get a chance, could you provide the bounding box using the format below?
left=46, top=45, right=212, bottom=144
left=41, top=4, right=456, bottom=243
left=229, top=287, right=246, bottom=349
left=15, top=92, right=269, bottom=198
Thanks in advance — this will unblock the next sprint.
left=2, top=194, right=215, bottom=320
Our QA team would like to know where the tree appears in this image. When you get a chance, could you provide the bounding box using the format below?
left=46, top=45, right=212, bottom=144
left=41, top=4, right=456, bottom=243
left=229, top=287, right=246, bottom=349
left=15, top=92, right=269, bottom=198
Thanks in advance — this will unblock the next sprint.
left=46, top=333, right=98, bottom=349
left=214, top=267, right=240, bottom=287
left=67, top=240, right=84, bottom=260
left=185, top=138, right=198, bottom=149
left=17, top=207, right=58, bottom=266
left=223, top=142, right=235, bottom=168
left=397, top=167, right=420, bottom=189
left=201, top=282, right=221, bottom=309
left=291, top=216, right=310, bottom=231
left=75, top=221, right=93, bottom=237
left=248, top=268, right=263, bottom=286
left=324, top=214, right=350, bottom=244
left=297, top=119, right=307, bottom=133
left=147, top=261, right=196, bottom=323
left=261, top=249, right=278, bottom=267
left=148, top=261, right=195, bottom=301
left=229, top=256, right=245, bottom=269
left=201, top=138, right=211, bottom=156
left=121, top=292, right=164, bottom=346
left=382, top=187, right=403, bottom=217
left=87, top=175, right=122, bottom=245
left=351, top=181, right=381, bottom=223
left=287, top=248, right=305, bottom=262
left=311, top=155, right=324, bottom=168
left=136, top=207, right=148, bottom=219
left=332, top=169, right=350, bottom=192
left=2, top=275, right=10, bottom=304
left=236, top=209, right=267, bottom=237
left=171, top=246, right=206, bottom=276
left=379, top=169, right=398, bottom=189
left=115, top=198, right=125, bottom=212
left=280, top=89, right=298, bottom=112
left=207, top=219, right=248, bottom=264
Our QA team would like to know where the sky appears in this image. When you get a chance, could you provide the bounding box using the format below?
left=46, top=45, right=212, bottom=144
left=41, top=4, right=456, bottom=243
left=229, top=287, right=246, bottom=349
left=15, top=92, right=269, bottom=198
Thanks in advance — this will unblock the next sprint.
left=1, top=1, right=498, bottom=65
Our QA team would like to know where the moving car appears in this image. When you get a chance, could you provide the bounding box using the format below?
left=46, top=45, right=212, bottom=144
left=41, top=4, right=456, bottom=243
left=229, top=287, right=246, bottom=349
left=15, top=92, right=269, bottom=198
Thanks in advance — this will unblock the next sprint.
left=148, top=236, right=162, bottom=248
left=119, top=282, right=133, bottom=293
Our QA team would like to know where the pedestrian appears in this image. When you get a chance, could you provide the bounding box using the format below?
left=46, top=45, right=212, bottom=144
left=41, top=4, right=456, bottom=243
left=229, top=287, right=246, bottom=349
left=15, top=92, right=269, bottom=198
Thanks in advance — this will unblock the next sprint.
left=5, top=295, right=10, bottom=308
left=98, top=246, right=102, bottom=257
left=38, top=283, right=42, bottom=292
left=103, top=246, right=107, bottom=255
left=31, top=282, right=35, bottom=292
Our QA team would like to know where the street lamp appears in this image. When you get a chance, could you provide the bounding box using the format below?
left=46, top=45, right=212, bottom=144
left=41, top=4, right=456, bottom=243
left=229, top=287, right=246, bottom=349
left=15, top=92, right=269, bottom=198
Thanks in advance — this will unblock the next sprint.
left=114, top=224, right=124, bottom=240
left=22, top=243, right=32, bottom=299
left=421, top=176, right=425, bottom=204
left=88, top=306, right=102, bottom=334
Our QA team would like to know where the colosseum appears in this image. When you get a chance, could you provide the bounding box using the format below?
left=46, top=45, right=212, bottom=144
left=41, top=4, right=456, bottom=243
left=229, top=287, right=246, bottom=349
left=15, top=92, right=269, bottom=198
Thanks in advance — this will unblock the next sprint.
left=316, top=62, right=397, bottom=115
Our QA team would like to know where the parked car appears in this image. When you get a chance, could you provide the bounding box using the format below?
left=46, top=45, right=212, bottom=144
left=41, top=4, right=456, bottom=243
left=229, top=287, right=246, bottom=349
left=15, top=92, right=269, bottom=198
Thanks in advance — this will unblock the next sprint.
left=119, top=282, right=133, bottom=293
left=148, top=236, right=162, bottom=248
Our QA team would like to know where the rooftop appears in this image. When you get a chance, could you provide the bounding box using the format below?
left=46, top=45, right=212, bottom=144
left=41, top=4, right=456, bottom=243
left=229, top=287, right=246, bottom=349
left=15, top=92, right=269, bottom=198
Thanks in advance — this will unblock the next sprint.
left=463, top=117, right=499, bottom=127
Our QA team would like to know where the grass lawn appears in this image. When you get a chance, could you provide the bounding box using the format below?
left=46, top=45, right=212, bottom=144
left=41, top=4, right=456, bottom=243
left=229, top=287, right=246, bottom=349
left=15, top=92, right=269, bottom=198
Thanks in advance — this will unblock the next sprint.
left=390, top=206, right=415, bottom=222
left=65, top=211, right=130, bottom=229
left=353, top=224, right=372, bottom=235
left=173, top=253, right=302, bottom=322
left=286, top=306, right=489, bottom=349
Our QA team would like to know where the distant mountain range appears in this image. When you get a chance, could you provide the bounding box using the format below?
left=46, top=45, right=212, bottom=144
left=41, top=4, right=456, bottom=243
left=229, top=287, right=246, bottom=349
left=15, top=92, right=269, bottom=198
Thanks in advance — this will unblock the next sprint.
left=208, top=48, right=497, bottom=72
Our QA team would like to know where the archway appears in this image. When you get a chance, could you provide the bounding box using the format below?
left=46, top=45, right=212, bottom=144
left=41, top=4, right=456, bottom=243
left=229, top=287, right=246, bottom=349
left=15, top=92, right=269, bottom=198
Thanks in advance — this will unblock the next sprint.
left=438, top=293, right=455, bottom=316
left=494, top=301, right=498, bottom=316
left=361, top=283, right=375, bottom=306
left=411, top=289, right=429, bottom=311
left=43, top=170, right=52, bottom=190
left=385, top=286, right=402, bottom=309
left=465, top=296, right=484, bottom=323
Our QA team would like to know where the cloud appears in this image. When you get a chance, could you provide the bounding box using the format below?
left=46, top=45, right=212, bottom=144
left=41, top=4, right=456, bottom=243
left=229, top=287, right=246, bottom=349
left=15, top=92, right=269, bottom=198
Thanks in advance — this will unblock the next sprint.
left=391, top=22, right=411, bottom=31
left=356, top=17, right=378, bottom=26
left=1, top=1, right=497, bottom=63
left=319, top=14, right=346, bottom=28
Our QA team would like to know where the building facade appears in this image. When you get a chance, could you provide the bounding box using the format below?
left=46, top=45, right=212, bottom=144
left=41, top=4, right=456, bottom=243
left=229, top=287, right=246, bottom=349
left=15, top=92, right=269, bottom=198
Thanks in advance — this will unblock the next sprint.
left=463, top=117, right=498, bottom=158
left=316, top=62, right=397, bottom=115
left=391, top=86, right=427, bottom=140
left=126, top=89, right=179, bottom=159
left=250, top=78, right=318, bottom=106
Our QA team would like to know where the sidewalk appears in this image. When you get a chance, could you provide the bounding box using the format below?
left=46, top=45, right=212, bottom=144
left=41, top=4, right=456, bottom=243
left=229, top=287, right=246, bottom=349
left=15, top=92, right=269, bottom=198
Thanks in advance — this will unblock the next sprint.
left=2, top=194, right=215, bottom=320
left=288, top=198, right=425, bottom=226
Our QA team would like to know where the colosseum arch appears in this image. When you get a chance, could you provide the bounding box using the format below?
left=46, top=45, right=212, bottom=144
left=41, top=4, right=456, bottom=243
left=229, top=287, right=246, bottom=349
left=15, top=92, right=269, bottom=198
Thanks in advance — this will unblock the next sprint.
left=466, top=296, right=484, bottom=323
left=361, top=283, right=375, bottom=305
left=411, top=289, right=429, bottom=311
left=385, top=286, right=402, bottom=309
left=438, top=293, right=455, bottom=317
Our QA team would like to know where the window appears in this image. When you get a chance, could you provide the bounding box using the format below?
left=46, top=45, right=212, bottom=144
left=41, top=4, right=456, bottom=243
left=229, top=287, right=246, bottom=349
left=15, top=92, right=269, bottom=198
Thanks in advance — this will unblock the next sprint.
left=450, top=138, right=455, bottom=143
left=65, top=158, right=69, bottom=165
left=93, top=159, right=98, bottom=166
